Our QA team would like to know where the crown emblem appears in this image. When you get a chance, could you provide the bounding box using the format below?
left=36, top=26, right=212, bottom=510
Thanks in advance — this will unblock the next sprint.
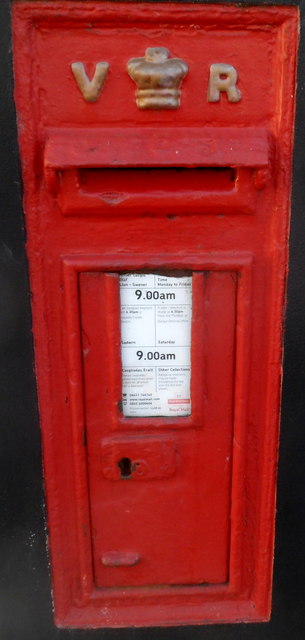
left=127, top=47, right=188, bottom=110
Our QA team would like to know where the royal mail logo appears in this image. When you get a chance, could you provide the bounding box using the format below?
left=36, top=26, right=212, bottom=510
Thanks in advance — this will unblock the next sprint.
left=127, top=47, right=189, bottom=110
left=71, top=47, right=241, bottom=108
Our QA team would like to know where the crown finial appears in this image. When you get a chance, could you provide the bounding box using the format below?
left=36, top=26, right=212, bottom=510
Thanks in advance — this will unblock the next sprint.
left=127, top=47, right=188, bottom=110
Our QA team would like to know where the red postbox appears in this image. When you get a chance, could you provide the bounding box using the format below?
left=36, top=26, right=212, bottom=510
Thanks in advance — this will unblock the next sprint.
left=13, top=1, right=298, bottom=628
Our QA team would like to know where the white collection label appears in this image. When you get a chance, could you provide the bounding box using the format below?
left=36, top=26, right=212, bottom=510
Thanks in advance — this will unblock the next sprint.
left=120, top=273, right=192, bottom=417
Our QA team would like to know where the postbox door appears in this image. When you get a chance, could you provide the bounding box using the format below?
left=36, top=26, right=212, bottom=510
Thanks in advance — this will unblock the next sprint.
left=80, top=269, right=236, bottom=588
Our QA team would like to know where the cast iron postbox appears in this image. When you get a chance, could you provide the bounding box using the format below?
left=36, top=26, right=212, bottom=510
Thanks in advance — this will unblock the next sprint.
left=13, top=1, right=298, bottom=628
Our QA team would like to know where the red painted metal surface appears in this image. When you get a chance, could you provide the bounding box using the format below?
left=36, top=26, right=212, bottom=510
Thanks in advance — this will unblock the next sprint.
left=45, top=127, right=269, bottom=215
left=12, top=1, right=298, bottom=629
left=80, top=269, right=235, bottom=588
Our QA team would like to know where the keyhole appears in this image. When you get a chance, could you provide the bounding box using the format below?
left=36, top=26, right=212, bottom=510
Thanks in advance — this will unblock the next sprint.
left=118, top=457, right=132, bottom=478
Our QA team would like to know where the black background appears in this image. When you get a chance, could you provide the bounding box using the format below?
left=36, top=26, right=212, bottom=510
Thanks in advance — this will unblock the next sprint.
left=1, top=1, right=304, bottom=638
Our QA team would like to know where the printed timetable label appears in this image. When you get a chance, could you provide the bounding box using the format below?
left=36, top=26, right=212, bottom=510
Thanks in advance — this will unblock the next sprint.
left=120, top=273, right=192, bottom=417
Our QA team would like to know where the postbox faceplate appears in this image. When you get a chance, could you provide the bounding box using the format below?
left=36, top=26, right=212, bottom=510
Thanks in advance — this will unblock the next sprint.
left=13, top=1, right=298, bottom=629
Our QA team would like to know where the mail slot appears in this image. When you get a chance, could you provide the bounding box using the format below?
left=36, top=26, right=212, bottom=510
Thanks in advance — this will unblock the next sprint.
left=13, top=1, right=298, bottom=629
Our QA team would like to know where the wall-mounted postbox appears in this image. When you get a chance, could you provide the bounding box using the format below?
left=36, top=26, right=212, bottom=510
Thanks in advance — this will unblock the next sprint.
left=13, top=1, right=298, bottom=628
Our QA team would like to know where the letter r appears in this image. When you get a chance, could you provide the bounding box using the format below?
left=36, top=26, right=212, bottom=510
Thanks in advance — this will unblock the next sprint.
left=207, top=63, right=241, bottom=103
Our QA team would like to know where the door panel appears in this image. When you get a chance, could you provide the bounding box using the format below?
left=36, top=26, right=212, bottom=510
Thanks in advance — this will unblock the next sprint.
left=80, top=270, right=236, bottom=588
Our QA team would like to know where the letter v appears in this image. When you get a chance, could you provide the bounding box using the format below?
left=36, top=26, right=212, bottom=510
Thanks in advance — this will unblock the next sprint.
left=71, top=62, right=109, bottom=102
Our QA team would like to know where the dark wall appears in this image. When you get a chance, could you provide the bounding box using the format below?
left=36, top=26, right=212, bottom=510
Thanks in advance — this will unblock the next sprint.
left=1, top=0, right=305, bottom=638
